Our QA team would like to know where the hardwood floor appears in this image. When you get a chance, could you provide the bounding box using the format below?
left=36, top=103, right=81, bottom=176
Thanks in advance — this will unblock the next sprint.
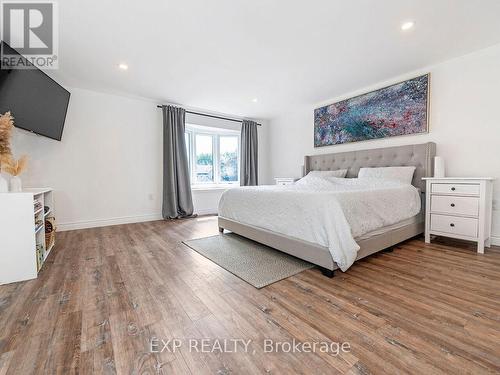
left=1, top=216, right=499, bottom=374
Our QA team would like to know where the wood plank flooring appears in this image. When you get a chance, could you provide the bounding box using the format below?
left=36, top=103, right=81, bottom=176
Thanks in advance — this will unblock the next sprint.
left=1, top=216, right=499, bottom=374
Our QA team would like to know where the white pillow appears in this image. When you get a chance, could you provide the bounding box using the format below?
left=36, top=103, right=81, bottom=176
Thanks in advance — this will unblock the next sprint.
left=295, top=175, right=336, bottom=187
left=358, top=166, right=416, bottom=184
left=306, top=169, right=347, bottom=178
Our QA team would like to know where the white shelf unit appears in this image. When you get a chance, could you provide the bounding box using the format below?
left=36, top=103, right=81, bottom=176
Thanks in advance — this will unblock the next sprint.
left=0, top=188, right=55, bottom=285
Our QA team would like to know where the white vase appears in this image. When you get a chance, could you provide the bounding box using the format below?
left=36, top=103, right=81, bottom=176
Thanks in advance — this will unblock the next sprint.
left=0, top=174, right=8, bottom=193
left=434, top=156, right=445, bottom=178
left=9, top=175, right=22, bottom=192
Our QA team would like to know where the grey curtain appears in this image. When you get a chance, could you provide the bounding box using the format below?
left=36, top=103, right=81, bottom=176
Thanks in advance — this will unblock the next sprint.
left=162, top=105, right=194, bottom=219
left=240, top=120, right=258, bottom=186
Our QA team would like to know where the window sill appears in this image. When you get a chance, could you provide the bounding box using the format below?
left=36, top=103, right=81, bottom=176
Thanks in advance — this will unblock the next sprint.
left=191, top=185, right=239, bottom=192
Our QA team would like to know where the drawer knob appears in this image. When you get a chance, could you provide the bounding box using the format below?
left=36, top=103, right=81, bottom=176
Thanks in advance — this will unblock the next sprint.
left=451, top=187, right=456, bottom=191
left=450, top=203, right=455, bottom=207
left=450, top=223, right=455, bottom=227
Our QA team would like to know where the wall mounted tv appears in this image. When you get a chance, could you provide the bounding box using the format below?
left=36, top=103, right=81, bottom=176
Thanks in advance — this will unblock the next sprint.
left=0, top=42, right=70, bottom=141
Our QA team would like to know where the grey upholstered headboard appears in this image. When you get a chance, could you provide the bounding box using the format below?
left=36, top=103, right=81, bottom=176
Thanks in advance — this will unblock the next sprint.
left=304, top=142, right=436, bottom=192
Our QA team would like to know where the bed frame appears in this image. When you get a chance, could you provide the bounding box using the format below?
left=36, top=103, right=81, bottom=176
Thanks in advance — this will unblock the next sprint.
left=218, top=142, right=436, bottom=276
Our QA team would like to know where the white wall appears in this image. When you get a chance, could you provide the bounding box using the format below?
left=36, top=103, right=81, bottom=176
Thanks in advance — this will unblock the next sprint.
left=268, top=43, right=500, bottom=242
left=10, top=88, right=269, bottom=230
left=11, top=88, right=163, bottom=230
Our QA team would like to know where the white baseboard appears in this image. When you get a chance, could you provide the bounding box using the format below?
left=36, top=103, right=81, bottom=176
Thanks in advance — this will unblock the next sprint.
left=490, top=236, right=500, bottom=246
left=195, top=208, right=218, bottom=216
left=58, top=209, right=219, bottom=231
left=58, top=213, right=163, bottom=231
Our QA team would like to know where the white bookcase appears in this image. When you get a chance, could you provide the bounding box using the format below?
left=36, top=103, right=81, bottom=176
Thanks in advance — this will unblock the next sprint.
left=0, top=188, right=55, bottom=285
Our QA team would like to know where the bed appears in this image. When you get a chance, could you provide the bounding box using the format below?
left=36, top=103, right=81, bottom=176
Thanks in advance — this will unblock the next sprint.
left=218, top=142, right=436, bottom=276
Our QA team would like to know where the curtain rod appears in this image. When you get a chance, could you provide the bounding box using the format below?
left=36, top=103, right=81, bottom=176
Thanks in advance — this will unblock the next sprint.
left=156, top=105, right=262, bottom=126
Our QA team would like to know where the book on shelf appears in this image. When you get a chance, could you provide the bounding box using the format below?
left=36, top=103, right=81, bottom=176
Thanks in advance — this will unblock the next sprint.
left=35, top=219, right=44, bottom=232
left=34, top=200, right=43, bottom=213
left=36, top=244, right=44, bottom=271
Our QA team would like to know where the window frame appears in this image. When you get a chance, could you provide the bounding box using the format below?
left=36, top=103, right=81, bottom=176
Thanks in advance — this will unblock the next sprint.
left=185, top=124, right=241, bottom=188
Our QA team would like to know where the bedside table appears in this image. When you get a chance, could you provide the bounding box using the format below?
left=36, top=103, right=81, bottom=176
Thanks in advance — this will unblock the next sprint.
left=423, top=177, right=494, bottom=253
left=274, top=177, right=300, bottom=185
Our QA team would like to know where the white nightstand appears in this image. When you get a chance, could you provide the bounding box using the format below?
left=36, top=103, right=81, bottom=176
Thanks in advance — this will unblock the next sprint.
left=274, top=177, right=300, bottom=186
left=423, top=177, right=494, bottom=253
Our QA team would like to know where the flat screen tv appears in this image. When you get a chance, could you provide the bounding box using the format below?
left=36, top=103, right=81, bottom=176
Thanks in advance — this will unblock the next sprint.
left=0, top=42, right=70, bottom=141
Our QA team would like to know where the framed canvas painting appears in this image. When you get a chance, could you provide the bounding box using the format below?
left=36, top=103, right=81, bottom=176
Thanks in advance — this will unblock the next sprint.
left=314, top=74, right=430, bottom=147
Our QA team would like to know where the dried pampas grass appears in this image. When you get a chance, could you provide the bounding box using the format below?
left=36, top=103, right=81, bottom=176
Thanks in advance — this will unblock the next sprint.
left=1, top=154, right=28, bottom=176
left=0, top=111, right=14, bottom=157
left=0, top=112, right=29, bottom=176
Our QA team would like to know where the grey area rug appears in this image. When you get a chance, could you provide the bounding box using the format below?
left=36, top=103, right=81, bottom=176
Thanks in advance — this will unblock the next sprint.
left=183, top=233, right=314, bottom=288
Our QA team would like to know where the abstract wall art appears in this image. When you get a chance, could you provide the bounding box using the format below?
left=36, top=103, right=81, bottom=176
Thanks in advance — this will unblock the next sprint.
left=314, top=74, right=429, bottom=147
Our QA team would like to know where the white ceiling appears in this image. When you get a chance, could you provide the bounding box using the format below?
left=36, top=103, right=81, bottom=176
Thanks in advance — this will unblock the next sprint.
left=51, top=0, right=500, bottom=119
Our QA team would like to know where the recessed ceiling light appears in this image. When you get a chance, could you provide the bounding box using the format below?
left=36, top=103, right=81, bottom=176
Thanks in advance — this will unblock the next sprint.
left=252, top=98, right=258, bottom=103
left=118, top=63, right=128, bottom=70
left=401, top=21, right=415, bottom=31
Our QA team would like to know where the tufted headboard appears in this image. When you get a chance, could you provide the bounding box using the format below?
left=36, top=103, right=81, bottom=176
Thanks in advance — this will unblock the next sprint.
left=304, top=142, right=436, bottom=192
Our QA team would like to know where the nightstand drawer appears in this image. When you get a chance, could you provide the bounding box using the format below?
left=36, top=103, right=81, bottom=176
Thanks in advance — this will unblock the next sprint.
left=274, top=178, right=299, bottom=185
left=431, top=183, right=480, bottom=196
left=431, top=195, right=479, bottom=217
left=430, top=214, right=478, bottom=238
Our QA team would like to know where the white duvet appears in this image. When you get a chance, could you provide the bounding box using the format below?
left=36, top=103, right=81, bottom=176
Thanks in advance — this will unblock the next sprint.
left=218, top=177, right=421, bottom=271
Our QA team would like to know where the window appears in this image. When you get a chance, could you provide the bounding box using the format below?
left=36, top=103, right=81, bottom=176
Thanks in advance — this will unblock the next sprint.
left=185, top=124, right=240, bottom=187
